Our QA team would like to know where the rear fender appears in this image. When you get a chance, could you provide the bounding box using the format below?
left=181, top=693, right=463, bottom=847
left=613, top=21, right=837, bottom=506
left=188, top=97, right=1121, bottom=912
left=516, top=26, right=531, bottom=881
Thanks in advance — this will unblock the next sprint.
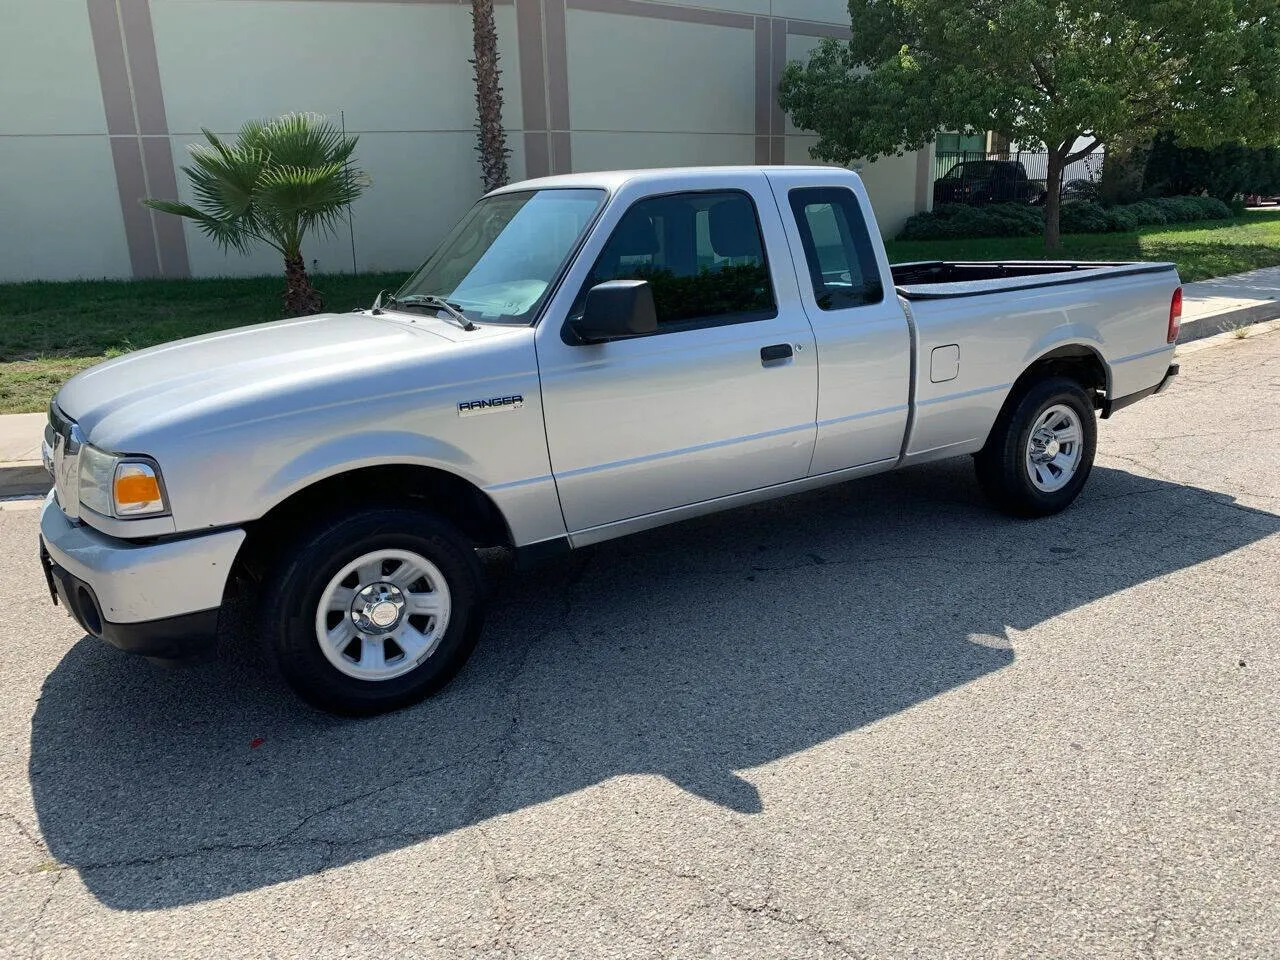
left=1021, top=328, right=1112, bottom=398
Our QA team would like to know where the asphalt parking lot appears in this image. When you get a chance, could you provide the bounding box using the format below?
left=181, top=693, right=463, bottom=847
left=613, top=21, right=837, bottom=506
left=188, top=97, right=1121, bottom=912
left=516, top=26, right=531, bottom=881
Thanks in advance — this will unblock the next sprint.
left=1, top=331, right=1276, bottom=959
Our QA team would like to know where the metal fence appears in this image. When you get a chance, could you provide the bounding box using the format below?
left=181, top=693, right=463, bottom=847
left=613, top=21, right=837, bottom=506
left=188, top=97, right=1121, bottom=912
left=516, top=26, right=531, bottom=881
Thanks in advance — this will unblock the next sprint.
left=932, top=150, right=1106, bottom=191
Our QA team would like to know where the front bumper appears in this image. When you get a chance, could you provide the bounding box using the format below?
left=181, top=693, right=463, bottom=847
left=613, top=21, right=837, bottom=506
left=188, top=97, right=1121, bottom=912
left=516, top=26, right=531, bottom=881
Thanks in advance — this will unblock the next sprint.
left=39, top=492, right=245, bottom=658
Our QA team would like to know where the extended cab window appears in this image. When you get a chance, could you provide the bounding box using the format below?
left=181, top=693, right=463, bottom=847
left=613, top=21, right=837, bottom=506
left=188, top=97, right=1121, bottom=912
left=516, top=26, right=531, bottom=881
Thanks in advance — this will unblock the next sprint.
left=788, top=187, right=884, bottom=311
left=580, top=191, right=776, bottom=329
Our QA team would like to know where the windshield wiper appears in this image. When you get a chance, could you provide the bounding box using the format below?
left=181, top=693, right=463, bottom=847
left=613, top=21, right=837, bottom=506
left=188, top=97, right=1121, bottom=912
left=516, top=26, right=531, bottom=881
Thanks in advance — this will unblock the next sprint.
left=387, top=294, right=477, bottom=331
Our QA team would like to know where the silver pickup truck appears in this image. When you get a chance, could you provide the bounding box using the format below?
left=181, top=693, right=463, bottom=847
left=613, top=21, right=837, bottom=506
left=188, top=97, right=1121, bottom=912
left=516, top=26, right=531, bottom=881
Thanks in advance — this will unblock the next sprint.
left=40, top=166, right=1180, bottom=714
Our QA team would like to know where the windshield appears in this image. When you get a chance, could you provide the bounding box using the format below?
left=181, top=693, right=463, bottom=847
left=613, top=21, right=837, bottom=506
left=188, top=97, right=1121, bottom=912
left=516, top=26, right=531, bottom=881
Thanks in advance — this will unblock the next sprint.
left=394, top=188, right=605, bottom=324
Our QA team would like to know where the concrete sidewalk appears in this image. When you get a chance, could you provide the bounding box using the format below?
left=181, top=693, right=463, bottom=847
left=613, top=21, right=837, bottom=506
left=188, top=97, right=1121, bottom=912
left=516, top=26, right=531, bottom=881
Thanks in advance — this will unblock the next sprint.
left=0, top=413, right=47, bottom=498
left=1179, top=264, right=1280, bottom=341
left=2, top=264, right=1278, bottom=497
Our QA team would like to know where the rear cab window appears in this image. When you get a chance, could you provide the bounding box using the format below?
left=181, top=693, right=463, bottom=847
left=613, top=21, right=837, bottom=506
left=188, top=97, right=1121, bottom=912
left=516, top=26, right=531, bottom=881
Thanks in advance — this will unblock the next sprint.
left=787, top=187, right=884, bottom=311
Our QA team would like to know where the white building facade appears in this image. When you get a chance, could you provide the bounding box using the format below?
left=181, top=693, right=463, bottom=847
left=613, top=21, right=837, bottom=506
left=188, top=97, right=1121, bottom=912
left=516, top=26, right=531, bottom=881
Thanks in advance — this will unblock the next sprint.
left=0, top=0, right=933, bottom=283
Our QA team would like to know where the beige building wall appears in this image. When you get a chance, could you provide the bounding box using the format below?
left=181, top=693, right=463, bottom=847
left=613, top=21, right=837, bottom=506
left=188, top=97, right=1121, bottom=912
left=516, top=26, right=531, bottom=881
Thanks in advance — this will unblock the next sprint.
left=0, top=0, right=133, bottom=282
left=0, top=0, right=930, bottom=284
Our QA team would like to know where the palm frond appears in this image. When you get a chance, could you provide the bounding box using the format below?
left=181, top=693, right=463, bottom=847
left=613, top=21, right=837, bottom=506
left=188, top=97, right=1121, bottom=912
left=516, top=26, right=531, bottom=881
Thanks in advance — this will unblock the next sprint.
left=257, top=163, right=362, bottom=209
left=144, top=112, right=368, bottom=263
left=142, top=198, right=261, bottom=255
left=182, top=147, right=266, bottom=219
left=245, top=113, right=359, bottom=169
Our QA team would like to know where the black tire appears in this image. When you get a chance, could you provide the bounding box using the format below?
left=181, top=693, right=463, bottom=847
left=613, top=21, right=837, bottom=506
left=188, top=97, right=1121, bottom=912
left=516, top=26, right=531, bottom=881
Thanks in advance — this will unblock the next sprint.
left=974, top=376, right=1097, bottom=517
left=262, top=506, right=485, bottom=715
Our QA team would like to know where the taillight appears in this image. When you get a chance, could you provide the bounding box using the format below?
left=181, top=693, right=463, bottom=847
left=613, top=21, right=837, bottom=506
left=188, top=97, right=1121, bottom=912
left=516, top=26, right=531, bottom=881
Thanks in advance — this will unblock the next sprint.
left=1168, top=287, right=1182, bottom=343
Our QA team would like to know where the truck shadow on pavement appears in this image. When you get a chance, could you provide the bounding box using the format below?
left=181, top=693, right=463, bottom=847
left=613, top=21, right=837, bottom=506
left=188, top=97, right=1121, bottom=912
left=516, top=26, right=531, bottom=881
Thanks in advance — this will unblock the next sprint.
left=28, top=460, right=1280, bottom=910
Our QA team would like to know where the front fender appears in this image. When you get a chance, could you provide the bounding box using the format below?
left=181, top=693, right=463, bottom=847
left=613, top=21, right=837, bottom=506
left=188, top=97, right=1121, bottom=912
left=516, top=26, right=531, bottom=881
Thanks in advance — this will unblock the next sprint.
left=254, top=430, right=485, bottom=516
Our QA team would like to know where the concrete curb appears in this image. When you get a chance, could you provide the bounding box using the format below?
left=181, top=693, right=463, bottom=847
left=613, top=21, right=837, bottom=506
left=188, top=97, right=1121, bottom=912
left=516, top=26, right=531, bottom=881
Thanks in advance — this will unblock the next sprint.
left=0, top=461, right=50, bottom=499
left=1179, top=299, right=1280, bottom=344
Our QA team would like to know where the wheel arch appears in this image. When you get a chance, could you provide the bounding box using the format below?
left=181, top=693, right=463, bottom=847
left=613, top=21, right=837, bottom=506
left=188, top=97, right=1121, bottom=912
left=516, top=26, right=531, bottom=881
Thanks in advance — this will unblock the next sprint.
left=981, top=343, right=1110, bottom=450
left=1021, top=341, right=1110, bottom=393
left=228, top=463, right=515, bottom=593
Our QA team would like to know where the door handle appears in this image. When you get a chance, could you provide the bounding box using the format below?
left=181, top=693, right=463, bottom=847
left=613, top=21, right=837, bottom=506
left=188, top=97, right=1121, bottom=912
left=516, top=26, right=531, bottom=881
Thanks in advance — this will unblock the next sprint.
left=760, top=343, right=793, bottom=365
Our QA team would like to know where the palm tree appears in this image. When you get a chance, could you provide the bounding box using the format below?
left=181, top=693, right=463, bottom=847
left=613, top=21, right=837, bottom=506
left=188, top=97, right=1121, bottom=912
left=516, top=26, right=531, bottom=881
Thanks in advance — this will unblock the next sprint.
left=145, top=113, right=367, bottom=317
left=471, top=0, right=510, bottom=191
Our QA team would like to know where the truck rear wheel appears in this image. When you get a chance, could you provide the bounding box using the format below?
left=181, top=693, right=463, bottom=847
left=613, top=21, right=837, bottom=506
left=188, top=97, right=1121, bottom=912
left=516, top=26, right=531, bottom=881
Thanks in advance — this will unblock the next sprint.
left=262, top=507, right=485, bottom=715
left=974, top=376, right=1097, bottom=517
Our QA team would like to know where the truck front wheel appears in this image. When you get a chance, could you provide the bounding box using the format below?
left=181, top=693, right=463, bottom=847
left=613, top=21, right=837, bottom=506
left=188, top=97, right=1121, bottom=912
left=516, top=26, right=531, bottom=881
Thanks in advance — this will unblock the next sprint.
left=974, top=376, right=1097, bottom=517
left=263, top=507, right=485, bottom=715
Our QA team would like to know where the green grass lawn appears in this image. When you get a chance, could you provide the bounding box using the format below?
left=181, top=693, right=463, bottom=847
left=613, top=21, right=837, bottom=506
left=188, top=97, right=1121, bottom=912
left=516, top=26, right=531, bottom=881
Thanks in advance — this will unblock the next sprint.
left=0, top=272, right=407, bottom=415
left=883, top=209, right=1280, bottom=279
left=2, top=209, right=1278, bottom=416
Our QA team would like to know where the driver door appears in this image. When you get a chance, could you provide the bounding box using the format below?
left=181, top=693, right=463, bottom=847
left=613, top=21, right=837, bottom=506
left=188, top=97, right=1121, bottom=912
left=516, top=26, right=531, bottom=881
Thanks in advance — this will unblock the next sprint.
left=534, top=175, right=819, bottom=539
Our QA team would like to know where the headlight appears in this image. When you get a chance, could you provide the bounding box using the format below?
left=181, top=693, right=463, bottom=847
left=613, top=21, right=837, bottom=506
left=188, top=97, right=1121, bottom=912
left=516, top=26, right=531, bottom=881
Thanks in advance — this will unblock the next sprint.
left=77, top=445, right=115, bottom=516
left=77, top=445, right=169, bottom=519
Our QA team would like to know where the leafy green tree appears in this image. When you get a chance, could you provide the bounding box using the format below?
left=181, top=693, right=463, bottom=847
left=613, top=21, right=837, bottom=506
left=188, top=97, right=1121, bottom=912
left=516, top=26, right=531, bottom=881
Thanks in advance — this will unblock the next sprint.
left=778, top=0, right=1280, bottom=247
left=1144, top=133, right=1280, bottom=202
left=145, top=113, right=368, bottom=316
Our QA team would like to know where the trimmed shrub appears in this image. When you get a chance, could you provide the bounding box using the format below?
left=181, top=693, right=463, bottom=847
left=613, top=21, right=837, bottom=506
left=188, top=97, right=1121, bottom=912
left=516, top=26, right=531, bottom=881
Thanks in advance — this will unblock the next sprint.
left=1158, top=196, right=1209, bottom=221
left=1104, top=205, right=1143, bottom=232
left=898, top=202, right=1044, bottom=241
left=1188, top=196, right=1232, bottom=219
left=1110, top=196, right=1231, bottom=228
left=1126, top=200, right=1170, bottom=226
left=897, top=195, right=1234, bottom=241
left=1059, top=201, right=1112, bottom=234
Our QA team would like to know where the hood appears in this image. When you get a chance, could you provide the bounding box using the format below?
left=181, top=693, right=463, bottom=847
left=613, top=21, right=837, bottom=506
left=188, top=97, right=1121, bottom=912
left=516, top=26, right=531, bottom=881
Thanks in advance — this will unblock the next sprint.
left=55, top=311, right=500, bottom=448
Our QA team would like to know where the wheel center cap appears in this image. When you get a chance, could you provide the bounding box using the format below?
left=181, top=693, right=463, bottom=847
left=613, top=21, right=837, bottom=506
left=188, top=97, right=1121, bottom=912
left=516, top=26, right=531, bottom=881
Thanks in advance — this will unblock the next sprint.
left=1030, top=427, right=1061, bottom=463
left=369, top=600, right=399, bottom=628
left=351, top=582, right=405, bottom=634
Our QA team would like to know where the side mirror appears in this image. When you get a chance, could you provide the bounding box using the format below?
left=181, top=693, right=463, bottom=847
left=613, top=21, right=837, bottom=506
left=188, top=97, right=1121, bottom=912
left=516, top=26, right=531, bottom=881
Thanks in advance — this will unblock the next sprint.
left=571, top=280, right=657, bottom=343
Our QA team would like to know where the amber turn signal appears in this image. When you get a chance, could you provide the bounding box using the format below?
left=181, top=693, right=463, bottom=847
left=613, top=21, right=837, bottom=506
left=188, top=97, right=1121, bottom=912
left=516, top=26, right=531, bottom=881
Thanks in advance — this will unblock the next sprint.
left=113, top=462, right=166, bottom=516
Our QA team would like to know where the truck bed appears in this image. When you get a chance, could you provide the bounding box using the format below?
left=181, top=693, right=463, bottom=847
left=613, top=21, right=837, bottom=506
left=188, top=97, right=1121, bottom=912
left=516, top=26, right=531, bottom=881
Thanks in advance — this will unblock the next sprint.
left=892, top=260, right=1175, bottom=300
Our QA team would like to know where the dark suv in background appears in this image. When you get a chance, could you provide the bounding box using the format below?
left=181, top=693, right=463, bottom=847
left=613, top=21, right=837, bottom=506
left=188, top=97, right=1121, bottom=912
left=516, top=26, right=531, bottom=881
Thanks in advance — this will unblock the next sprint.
left=933, top=160, right=1047, bottom=206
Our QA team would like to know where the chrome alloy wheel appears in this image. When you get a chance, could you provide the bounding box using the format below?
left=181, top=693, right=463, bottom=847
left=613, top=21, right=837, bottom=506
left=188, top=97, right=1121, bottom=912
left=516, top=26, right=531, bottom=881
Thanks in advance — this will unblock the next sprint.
left=314, top=549, right=452, bottom=682
left=1025, top=403, right=1085, bottom=493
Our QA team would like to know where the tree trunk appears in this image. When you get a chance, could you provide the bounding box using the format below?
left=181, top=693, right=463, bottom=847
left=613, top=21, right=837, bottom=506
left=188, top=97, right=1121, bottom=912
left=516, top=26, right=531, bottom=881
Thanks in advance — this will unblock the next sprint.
left=471, top=0, right=510, bottom=192
left=283, top=254, right=323, bottom=317
left=1044, top=149, right=1065, bottom=250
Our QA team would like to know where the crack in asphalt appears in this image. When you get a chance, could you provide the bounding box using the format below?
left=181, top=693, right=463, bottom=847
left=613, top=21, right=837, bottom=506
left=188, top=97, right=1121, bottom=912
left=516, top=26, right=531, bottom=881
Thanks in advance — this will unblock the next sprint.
left=26, top=870, right=61, bottom=960
left=52, top=748, right=496, bottom=879
left=3, top=812, right=48, bottom=859
left=1100, top=450, right=1280, bottom=510
left=601, top=843, right=863, bottom=958
left=723, top=896, right=865, bottom=959
left=475, top=826, right=515, bottom=960
left=1111, top=425, right=1280, bottom=442
left=463, top=551, right=595, bottom=830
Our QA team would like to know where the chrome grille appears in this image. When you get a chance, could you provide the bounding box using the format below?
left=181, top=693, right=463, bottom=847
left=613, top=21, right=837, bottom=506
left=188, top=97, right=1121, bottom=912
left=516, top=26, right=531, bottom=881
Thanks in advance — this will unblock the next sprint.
left=46, top=403, right=83, bottom=519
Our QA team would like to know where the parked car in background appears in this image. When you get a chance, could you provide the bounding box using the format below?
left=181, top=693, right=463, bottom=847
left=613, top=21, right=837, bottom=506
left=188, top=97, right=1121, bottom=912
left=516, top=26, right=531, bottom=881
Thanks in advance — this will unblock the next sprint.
left=933, top=160, right=1047, bottom=206
left=40, top=166, right=1181, bottom=715
left=1061, top=178, right=1101, bottom=202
